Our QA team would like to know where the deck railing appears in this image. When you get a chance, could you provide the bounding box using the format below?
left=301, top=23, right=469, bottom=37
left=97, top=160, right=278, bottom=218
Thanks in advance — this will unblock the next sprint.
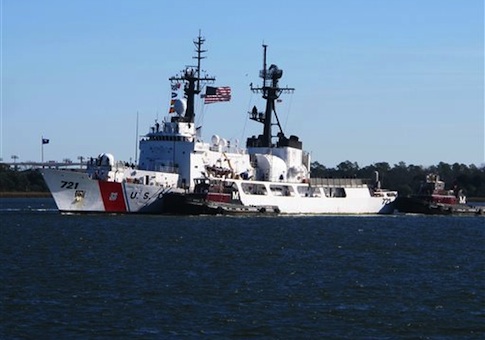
left=309, top=177, right=371, bottom=187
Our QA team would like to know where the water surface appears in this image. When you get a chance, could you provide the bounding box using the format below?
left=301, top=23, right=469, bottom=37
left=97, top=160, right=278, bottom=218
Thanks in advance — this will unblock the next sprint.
left=1, top=198, right=483, bottom=338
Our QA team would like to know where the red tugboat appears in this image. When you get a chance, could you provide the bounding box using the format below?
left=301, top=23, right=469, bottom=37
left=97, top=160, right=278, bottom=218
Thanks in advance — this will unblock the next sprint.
left=393, top=174, right=483, bottom=215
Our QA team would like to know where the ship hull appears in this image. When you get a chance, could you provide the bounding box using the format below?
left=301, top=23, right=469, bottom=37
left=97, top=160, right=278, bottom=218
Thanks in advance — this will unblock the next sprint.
left=165, top=193, right=395, bottom=215
left=164, top=179, right=396, bottom=215
left=40, top=168, right=175, bottom=214
left=237, top=192, right=395, bottom=214
left=238, top=181, right=396, bottom=214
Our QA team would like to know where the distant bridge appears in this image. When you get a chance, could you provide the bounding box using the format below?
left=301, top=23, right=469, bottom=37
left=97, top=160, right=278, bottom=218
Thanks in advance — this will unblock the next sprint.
left=1, top=161, right=84, bottom=170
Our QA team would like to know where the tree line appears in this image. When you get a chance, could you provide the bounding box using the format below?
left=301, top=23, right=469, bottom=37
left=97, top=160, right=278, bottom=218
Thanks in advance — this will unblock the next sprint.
left=311, top=161, right=485, bottom=198
left=0, top=164, right=48, bottom=193
left=0, top=161, right=484, bottom=197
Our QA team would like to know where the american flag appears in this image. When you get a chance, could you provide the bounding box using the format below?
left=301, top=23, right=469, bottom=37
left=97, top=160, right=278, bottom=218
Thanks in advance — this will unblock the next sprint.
left=203, top=86, right=231, bottom=104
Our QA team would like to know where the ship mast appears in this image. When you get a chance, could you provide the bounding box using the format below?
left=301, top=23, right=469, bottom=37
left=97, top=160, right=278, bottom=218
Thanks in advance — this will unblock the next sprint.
left=249, top=44, right=294, bottom=147
left=169, top=33, right=215, bottom=123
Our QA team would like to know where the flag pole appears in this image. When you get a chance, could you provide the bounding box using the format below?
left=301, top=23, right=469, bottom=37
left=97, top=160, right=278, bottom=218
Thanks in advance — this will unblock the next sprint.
left=134, top=112, right=139, bottom=165
left=41, top=136, right=44, bottom=164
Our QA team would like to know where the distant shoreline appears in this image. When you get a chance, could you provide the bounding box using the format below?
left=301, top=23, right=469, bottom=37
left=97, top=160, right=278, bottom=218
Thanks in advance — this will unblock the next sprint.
left=0, top=192, right=52, bottom=198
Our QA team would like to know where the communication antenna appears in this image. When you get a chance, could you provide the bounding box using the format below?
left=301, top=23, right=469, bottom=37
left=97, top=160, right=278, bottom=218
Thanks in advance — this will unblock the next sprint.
left=249, top=45, right=294, bottom=147
left=169, top=32, right=215, bottom=123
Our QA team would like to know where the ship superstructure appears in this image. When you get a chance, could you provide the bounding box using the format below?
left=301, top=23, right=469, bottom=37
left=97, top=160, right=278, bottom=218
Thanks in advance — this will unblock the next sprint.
left=246, top=44, right=308, bottom=183
left=137, top=34, right=251, bottom=190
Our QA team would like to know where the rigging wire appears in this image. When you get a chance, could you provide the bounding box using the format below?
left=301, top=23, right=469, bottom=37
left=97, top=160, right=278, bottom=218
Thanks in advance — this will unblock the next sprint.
left=283, top=92, right=294, bottom=132
left=240, top=91, right=254, bottom=147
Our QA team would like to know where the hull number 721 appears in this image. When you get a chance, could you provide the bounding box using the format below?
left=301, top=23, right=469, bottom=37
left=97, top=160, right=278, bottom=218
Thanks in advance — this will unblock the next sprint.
left=60, top=181, right=79, bottom=189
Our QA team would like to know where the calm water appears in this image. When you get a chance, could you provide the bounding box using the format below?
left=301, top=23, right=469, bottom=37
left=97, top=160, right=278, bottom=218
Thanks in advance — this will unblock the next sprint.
left=1, top=198, right=483, bottom=339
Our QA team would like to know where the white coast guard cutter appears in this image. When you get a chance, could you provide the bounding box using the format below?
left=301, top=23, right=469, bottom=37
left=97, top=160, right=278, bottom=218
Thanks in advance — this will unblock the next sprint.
left=42, top=35, right=397, bottom=214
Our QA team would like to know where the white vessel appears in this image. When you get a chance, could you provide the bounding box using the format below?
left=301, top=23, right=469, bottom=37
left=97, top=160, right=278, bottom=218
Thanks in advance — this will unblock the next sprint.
left=42, top=35, right=397, bottom=214
left=163, top=44, right=398, bottom=215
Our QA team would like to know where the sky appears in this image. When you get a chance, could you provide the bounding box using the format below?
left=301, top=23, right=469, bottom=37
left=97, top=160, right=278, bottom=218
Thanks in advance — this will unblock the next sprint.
left=2, top=0, right=484, bottom=168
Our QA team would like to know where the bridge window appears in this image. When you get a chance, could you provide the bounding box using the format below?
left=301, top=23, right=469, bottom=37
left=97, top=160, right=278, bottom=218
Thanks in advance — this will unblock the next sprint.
left=269, top=184, right=293, bottom=196
left=241, top=183, right=267, bottom=195
left=296, top=186, right=321, bottom=197
left=323, top=187, right=346, bottom=198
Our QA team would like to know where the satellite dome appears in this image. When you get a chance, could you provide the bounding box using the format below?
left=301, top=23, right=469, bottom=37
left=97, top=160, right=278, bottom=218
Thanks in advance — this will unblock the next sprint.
left=211, top=135, right=220, bottom=145
left=173, top=99, right=187, bottom=115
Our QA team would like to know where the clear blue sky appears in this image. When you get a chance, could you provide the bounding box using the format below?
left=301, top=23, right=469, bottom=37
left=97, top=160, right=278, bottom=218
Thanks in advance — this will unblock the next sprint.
left=2, top=0, right=484, bottom=167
